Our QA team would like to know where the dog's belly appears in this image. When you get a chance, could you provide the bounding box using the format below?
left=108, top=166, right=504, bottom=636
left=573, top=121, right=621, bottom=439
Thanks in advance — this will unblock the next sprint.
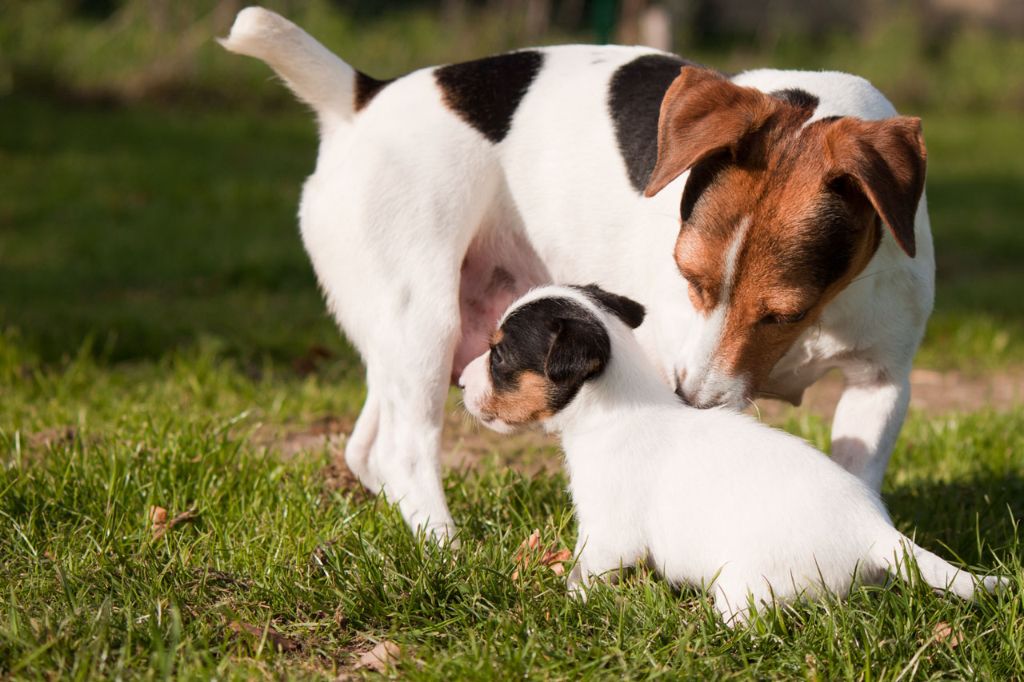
left=454, top=228, right=552, bottom=382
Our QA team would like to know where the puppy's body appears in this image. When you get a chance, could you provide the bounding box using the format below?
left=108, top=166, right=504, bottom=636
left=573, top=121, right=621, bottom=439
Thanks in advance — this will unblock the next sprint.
left=461, top=286, right=1002, bottom=623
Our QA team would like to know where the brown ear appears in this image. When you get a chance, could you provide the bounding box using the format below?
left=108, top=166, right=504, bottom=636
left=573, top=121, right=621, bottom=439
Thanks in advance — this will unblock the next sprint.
left=644, top=66, right=776, bottom=198
left=825, top=116, right=927, bottom=258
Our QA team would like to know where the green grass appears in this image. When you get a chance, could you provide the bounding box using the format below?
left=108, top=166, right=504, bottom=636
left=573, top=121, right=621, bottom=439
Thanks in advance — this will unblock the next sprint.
left=1, top=79, right=1023, bottom=677
left=1, top=348, right=1023, bottom=679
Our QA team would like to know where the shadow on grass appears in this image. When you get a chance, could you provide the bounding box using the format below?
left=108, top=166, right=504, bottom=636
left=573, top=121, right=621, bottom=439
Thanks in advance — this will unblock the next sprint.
left=886, top=472, right=1023, bottom=567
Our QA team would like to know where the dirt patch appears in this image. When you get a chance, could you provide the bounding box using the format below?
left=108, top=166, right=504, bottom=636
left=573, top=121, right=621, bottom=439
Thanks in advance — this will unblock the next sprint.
left=249, top=368, right=1024, bottom=478
left=23, top=426, right=80, bottom=453
left=251, top=415, right=366, bottom=497
left=442, top=408, right=560, bottom=475
left=252, top=415, right=352, bottom=461
left=753, top=367, right=1024, bottom=422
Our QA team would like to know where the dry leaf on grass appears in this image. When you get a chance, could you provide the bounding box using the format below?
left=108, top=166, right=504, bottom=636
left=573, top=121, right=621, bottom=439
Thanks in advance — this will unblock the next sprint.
left=932, top=621, right=963, bottom=649
left=511, top=529, right=572, bottom=581
left=228, top=620, right=303, bottom=653
left=356, top=640, right=401, bottom=672
left=149, top=506, right=198, bottom=539
left=149, top=506, right=168, bottom=536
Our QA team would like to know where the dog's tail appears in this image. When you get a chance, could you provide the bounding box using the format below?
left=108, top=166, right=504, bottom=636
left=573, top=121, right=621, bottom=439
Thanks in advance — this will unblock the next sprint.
left=219, top=7, right=372, bottom=129
left=872, top=529, right=1007, bottom=599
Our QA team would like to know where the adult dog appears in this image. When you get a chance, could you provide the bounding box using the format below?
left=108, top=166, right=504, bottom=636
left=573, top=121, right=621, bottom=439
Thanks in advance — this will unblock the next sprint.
left=221, top=7, right=933, bottom=541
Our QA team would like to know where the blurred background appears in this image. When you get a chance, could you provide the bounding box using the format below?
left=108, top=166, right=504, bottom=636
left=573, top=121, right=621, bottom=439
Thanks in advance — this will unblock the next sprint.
left=2, top=0, right=1022, bottom=377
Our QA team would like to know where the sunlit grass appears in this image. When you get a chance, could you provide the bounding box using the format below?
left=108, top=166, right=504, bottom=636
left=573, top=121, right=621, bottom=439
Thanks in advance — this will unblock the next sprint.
left=1, top=347, right=1021, bottom=679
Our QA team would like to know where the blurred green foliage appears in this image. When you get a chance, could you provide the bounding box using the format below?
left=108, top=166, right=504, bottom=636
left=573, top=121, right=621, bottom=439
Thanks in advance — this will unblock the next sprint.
left=1, top=0, right=1023, bottom=113
left=1, top=0, right=1021, bottom=370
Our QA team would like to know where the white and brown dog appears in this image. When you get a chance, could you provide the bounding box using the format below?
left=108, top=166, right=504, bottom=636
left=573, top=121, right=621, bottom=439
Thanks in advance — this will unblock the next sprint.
left=460, top=285, right=1001, bottom=624
left=221, top=8, right=933, bottom=540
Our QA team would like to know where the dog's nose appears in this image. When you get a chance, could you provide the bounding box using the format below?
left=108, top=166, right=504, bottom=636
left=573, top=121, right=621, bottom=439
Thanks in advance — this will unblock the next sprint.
left=674, top=375, right=695, bottom=406
left=673, top=370, right=693, bottom=405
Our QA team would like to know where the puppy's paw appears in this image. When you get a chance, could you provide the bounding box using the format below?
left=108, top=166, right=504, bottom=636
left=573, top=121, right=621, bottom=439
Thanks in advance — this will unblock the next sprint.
left=567, top=563, right=589, bottom=601
left=981, top=574, right=1011, bottom=595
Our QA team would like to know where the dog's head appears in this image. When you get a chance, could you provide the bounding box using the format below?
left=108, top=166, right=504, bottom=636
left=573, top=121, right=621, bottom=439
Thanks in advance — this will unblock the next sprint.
left=459, top=285, right=645, bottom=433
left=644, top=67, right=927, bottom=408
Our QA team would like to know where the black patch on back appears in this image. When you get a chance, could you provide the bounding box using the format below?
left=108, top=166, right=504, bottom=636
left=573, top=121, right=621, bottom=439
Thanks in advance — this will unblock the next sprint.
left=608, top=54, right=694, bottom=193
left=354, top=71, right=393, bottom=111
left=435, top=51, right=544, bottom=143
left=494, top=297, right=610, bottom=412
left=769, top=88, right=819, bottom=111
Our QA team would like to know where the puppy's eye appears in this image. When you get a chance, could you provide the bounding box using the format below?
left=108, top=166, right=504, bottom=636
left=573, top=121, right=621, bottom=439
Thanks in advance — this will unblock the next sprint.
left=759, top=310, right=808, bottom=326
left=490, top=345, right=506, bottom=367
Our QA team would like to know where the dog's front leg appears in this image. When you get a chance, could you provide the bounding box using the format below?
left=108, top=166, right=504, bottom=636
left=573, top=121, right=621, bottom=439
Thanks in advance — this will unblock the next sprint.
left=829, top=364, right=911, bottom=492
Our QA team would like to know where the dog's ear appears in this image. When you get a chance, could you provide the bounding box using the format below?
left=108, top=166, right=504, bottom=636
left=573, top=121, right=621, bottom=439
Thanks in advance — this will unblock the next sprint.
left=544, top=316, right=610, bottom=386
left=825, top=116, right=926, bottom=258
left=577, top=284, right=646, bottom=329
left=644, top=66, right=775, bottom=197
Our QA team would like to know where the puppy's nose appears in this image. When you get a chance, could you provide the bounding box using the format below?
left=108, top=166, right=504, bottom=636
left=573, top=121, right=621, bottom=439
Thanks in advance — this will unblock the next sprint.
left=457, top=375, right=466, bottom=389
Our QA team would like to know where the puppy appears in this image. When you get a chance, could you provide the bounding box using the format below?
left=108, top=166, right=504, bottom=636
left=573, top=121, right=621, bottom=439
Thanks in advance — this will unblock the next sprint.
left=460, top=285, right=1004, bottom=624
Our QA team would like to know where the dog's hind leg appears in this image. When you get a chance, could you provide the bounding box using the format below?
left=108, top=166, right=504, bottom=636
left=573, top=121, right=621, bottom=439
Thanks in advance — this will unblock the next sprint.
left=299, top=91, right=504, bottom=542
left=345, top=387, right=381, bottom=491
left=364, top=310, right=462, bottom=541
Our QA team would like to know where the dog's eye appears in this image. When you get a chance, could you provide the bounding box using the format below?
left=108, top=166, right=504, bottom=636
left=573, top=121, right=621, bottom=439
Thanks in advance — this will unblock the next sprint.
left=759, top=310, right=808, bottom=326
left=490, top=345, right=506, bottom=367
left=684, top=276, right=706, bottom=304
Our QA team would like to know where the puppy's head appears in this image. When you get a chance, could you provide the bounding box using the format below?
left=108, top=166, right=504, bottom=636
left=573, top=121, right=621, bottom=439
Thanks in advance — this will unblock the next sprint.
left=460, top=285, right=645, bottom=433
left=644, top=67, right=927, bottom=408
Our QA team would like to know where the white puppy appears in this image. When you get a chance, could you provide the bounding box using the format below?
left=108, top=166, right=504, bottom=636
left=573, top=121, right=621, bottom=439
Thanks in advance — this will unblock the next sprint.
left=460, top=284, right=1004, bottom=624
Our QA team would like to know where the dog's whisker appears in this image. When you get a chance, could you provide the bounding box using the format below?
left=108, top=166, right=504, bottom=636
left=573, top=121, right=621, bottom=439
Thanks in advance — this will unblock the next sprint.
left=745, top=397, right=763, bottom=421
left=849, top=267, right=900, bottom=286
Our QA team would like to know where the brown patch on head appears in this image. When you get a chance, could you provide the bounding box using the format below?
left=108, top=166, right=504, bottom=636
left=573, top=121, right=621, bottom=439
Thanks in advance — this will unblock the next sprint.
left=480, top=369, right=555, bottom=426
left=650, top=66, right=926, bottom=399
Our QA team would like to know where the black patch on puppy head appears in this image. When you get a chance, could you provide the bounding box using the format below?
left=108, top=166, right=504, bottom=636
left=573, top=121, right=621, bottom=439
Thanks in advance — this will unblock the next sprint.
left=435, top=51, right=544, bottom=143
left=769, top=88, right=819, bottom=111
left=574, top=284, right=646, bottom=329
left=493, top=297, right=611, bottom=415
left=354, top=71, right=394, bottom=111
left=608, top=54, right=696, bottom=193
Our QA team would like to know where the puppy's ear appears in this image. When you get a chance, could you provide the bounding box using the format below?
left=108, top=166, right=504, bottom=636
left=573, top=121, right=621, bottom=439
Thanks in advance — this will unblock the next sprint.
left=577, top=284, right=646, bottom=329
left=544, top=317, right=610, bottom=385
